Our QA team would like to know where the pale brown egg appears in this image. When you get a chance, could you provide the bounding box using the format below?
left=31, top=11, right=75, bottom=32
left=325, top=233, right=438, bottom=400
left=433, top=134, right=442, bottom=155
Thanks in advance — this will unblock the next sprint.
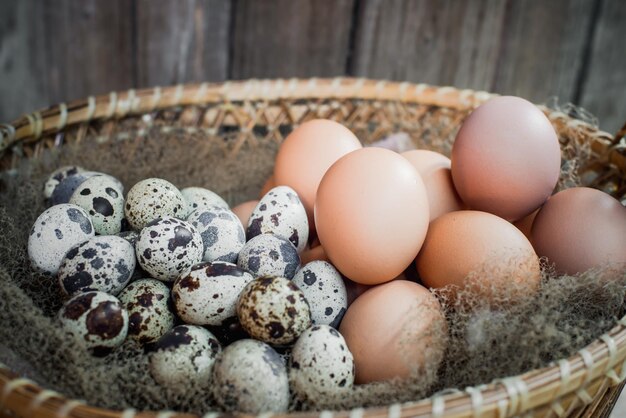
left=513, top=208, right=540, bottom=241
left=451, top=96, right=561, bottom=221
left=232, top=200, right=259, bottom=228
left=339, top=280, right=446, bottom=384
left=531, top=187, right=626, bottom=275
left=416, top=211, right=541, bottom=302
left=274, top=119, right=362, bottom=223
left=259, top=175, right=275, bottom=198
left=402, top=150, right=464, bottom=221
left=300, top=245, right=329, bottom=265
left=315, top=148, right=430, bottom=285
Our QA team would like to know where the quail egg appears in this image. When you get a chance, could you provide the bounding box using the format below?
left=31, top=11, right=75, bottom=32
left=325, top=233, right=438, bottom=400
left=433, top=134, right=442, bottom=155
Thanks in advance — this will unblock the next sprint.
left=43, top=166, right=85, bottom=200
left=237, top=234, right=300, bottom=279
left=125, top=178, right=186, bottom=230
left=69, top=175, right=125, bottom=235
left=187, top=207, right=245, bottom=264
left=181, top=186, right=229, bottom=214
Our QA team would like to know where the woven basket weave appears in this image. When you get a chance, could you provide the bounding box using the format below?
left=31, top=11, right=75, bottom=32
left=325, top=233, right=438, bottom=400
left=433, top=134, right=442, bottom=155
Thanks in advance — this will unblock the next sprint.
left=0, top=78, right=625, bottom=418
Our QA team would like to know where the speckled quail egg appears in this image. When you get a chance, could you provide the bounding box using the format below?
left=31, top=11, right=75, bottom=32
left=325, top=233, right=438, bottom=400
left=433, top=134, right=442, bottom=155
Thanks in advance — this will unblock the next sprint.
left=58, top=235, right=136, bottom=296
left=43, top=165, right=85, bottom=199
left=293, top=261, right=348, bottom=328
left=247, top=186, right=309, bottom=253
left=125, top=178, right=186, bottom=230
left=237, top=234, right=300, bottom=279
left=212, top=339, right=289, bottom=413
left=187, top=207, right=245, bottom=264
left=173, top=261, right=254, bottom=326
left=237, top=276, right=311, bottom=345
left=69, top=175, right=125, bottom=235
left=28, top=204, right=95, bottom=275
left=289, top=325, right=355, bottom=400
left=58, top=291, right=128, bottom=356
left=117, top=230, right=139, bottom=247
left=118, top=279, right=175, bottom=344
left=149, top=325, right=221, bottom=393
left=135, top=216, right=203, bottom=282
left=49, top=172, right=124, bottom=207
left=181, top=187, right=229, bottom=215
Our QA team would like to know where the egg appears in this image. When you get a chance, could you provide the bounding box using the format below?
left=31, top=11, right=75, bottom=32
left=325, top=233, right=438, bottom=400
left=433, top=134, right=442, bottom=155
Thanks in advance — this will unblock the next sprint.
left=237, top=234, right=300, bottom=279
left=118, top=279, right=175, bottom=344
left=212, top=339, right=289, bottom=413
left=69, top=175, right=125, bottom=235
left=149, top=325, right=221, bottom=393
left=247, top=186, right=309, bottom=253
left=117, top=230, right=139, bottom=247
left=300, top=244, right=329, bottom=264
left=416, top=211, right=541, bottom=301
left=274, top=119, right=362, bottom=223
left=58, top=291, right=128, bottom=356
left=289, top=325, right=355, bottom=401
left=292, top=261, right=348, bottom=327
left=315, top=147, right=429, bottom=285
left=402, top=150, right=464, bottom=221
left=58, top=235, right=136, bottom=296
left=124, top=178, right=186, bottom=230
left=232, top=200, right=259, bottom=228
left=49, top=172, right=124, bottom=207
left=237, top=276, right=311, bottom=345
left=186, top=206, right=245, bottom=264
left=28, top=204, right=95, bottom=275
left=172, top=261, right=254, bottom=326
left=260, top=175, right=276, bottom=198
left=339, top=280, right=446, bottom=383
left=513, top=208, right=540, bottom=241
left=135, top=216, right=203, bottom=282
left=181, top=187, right=229, bottom=215
left=43, top=165, right=85, bottom=199
left=451, top=96, right=561, bottom=221
left=531, top=187, right=626, bottom=275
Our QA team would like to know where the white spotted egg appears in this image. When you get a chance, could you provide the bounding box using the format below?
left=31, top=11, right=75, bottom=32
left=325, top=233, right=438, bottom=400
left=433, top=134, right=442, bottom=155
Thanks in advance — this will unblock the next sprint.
left=118, top=279, right=175, bottom=344
left=58, top=291, right=128, bottom=356
left=293, top=261, right=348, bottom=328
left=49, top=172, right=123, bottom=206
left=237, top=234, right=300, bottom=279
left=247, top=186, right=309, bottom=253
left=173, top=261, right=253, bottom=326
left=135, top=216, right=203, bottom=282
left=43, top=165, right=85, bottom=199
left=69, top=175, right=125, bottom=235
left=181, top=187, right=229, bottom=217
left=125, top=178, right=186, bottom=230
left=187, top=207, right=245, bottom=264
left=28, top=204, right=95, bottom=275
left=212, top=339, right=289, bottom=413
left=237, top=276, right=311, bottom=345
left=149, top=325, right=221, bottom=393
left=58, top=235, right=136, bottom=296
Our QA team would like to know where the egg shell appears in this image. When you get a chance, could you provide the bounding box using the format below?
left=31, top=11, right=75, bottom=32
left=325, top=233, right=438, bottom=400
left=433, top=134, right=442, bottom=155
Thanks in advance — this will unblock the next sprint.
left=69, top=175, right=125, bottom=235
left=292, top=261, right=348, bottom=328
left=181, top=187, right=229, bottom=217
left=339, top=280, right=446, bottom=384
left=451, top=96, right=561, bottom=221
left=49, top=172, right=124, bottom=207
left=117, top=230, right=139, bottom=247
left=416, top=210, right=541, bottom=302
left=28, top=204, right=95, bottom=275
left=259, top=175, right=276, bottom=198
left=58, top=291, right=128, bottom=356
left=44, top=166, right=85, bottom=199
left=149, top=325, right=221, bottom=392
left=237, top=234, right=300, bottom=279
left=58, top=235, right=136, bottom=296
left=402, top=150, right=464, bottom=221
left=135, top=216, right=204, bottom=282
left=232, top=200, right=259, bottom=228
left=173, top=262, right=254, bottom=326
left=274, top=119, right=362, bottom=224
left=513, top=208, right=540, bottom=241
left=124, top=178, right=186, bottom=230
left=212, top=339, right=289, bottom=413
left=248, top=186, right=309, bottom=253
left=118, top=279, right=175, bottom=344
left=531, top=187, right=626, bottom=275
left=300, top=244, right=329, bottom=265
left=237, top=276, right=312, bottom=346
left=187, top=207, right=245, bottom=264
left=315, top=147, right=430, bottom=285
left=289, top=325, right=354, bottom=400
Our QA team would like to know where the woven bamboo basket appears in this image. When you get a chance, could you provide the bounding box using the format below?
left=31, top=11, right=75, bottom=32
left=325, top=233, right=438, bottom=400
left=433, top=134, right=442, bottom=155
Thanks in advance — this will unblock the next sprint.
left=0, top=78, right=625, bottom=418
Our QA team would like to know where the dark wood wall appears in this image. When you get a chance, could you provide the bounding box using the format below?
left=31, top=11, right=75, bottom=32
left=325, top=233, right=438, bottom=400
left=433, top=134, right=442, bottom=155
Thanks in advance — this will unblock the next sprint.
left=0, top=0, right=624, bottom=133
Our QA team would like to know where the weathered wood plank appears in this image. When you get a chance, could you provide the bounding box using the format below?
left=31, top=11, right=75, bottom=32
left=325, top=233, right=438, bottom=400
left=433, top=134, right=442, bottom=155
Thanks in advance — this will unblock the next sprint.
left=579, top=0, right=626, bottom=134
left=136, top=0, right=231, bottom=87
left=231, top=0, right=355, bottom=79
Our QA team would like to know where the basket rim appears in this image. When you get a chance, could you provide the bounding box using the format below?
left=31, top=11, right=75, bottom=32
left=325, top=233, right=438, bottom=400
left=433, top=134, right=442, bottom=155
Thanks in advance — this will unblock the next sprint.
left=0, top=78, right=625, bottom=418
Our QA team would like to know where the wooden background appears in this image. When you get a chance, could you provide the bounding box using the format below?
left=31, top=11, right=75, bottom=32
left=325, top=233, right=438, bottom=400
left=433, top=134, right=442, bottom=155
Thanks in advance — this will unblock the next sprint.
left=0, top=0, right=624, bottom=133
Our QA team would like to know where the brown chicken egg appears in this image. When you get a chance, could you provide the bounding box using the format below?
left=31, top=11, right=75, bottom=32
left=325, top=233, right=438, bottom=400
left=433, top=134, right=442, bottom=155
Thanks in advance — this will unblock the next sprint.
left=259, top=175, right=275, bottom=198
left=232, top=200, right=259, bottom=228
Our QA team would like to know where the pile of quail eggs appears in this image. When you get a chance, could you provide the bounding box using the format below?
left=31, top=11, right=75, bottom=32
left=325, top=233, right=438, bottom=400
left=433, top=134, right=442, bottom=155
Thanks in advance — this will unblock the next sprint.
left=29, top=166, right=354, bottom=413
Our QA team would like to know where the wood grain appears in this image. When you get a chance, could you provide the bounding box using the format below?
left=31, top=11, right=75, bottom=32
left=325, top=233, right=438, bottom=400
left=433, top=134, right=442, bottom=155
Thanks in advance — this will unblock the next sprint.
left=230, top=0, right=355, bottom=79
left=136, top=0, right=231, bottom=87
